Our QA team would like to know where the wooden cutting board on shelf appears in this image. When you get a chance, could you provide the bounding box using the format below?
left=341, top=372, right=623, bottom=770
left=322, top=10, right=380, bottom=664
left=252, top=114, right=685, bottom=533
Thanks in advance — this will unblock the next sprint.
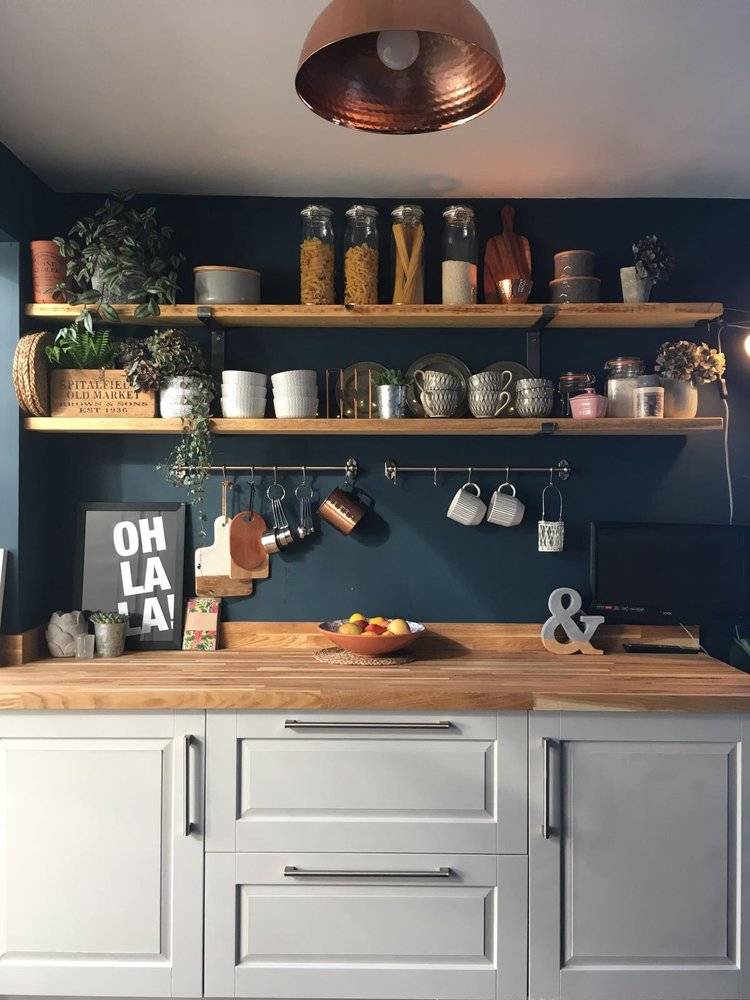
left=483, top=205, right=532, bottom=303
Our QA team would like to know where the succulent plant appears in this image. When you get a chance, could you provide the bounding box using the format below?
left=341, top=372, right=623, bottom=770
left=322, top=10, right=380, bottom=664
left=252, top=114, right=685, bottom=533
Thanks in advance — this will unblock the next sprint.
left=89, top=611, right=130, bottom=624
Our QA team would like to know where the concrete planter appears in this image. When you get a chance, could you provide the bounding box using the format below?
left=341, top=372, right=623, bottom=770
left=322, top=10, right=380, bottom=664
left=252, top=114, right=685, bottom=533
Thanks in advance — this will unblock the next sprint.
left=620, top=265, right=653, bottom=303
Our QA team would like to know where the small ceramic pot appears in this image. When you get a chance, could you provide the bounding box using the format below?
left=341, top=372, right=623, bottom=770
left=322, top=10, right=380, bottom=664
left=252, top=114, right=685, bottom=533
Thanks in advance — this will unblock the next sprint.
left=554, top=250, right=595, bottom=278
left=620, top=265, right=653, bottom=303
left=93, top=621, right=128, bottom=658
left=194, top=266, right=260, bottom=304
left=660, top=377, right=698, bottom=418
left=159, top=376, right=205, bottom=418
left=376, top=384, right=407, bottom=419
left=30, top=240, right=66, bottom=303
left=570, top=388, right=608, bottom=419
left=45, top=611, right=87, bottom=657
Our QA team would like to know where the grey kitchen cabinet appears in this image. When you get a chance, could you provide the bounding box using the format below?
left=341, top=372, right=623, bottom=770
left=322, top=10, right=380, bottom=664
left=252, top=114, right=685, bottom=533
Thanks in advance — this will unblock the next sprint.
left=529, top=712, right=750, bottom=1000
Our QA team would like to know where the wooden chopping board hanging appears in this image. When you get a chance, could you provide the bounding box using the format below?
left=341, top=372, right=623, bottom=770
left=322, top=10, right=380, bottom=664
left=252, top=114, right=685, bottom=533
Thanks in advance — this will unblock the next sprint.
left=195, top=480, right=254, bottom=597
left=483, top=205, right=532, bottom=303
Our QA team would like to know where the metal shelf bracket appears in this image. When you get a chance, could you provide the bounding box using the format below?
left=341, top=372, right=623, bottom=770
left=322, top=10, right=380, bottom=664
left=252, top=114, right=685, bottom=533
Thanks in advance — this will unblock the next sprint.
left=525, top=304, right=556, bottom=377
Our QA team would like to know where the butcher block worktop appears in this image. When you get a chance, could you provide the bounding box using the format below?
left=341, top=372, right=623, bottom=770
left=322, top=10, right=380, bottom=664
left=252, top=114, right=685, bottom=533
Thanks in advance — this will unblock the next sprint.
left=1, top=622, right=749, bottom=711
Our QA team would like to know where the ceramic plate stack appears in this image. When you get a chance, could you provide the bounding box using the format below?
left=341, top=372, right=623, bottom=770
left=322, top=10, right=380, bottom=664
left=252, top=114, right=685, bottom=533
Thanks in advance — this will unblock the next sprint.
left=272, top=369, right=318, bottom=418
left=221, top=370, right=267, bottom=417
left=12, top=331, right=51, bottom=416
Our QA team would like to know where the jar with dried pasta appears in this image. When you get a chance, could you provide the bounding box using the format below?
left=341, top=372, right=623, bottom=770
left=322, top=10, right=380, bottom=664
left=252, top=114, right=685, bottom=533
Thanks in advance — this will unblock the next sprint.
left=344, top=204, right=379, bottom=305
left=391, top=204, right=424, bottom=305
left=300, top=204, right=334, bottom=305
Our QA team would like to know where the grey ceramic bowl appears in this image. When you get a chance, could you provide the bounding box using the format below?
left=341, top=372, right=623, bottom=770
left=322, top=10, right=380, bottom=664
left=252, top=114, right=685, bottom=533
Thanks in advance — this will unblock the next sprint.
left=549, top=276, right=601, bottom=303
left=553, top=250, right=595, bottom=278
left=194, top=266, right=260, bottom=304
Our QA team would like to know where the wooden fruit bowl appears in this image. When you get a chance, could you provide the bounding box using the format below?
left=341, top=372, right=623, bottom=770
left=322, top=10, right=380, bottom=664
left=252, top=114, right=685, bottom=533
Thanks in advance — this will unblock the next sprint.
left=319, top=620, right=425, bottom=656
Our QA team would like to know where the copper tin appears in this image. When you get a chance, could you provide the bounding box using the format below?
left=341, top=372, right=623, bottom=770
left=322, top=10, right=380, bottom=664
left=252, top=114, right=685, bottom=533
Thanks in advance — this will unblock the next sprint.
left=318, top=487, right=367, bottom=534
left=296, top=0, right=505, bottom=134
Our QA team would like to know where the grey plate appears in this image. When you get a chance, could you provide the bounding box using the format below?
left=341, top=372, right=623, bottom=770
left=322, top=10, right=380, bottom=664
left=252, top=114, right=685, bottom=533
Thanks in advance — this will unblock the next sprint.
left=483, top=360, right=534, bottom=416
left=335, top=362, right=388, bottom=418
left=406, top=353, right=471, bottom=416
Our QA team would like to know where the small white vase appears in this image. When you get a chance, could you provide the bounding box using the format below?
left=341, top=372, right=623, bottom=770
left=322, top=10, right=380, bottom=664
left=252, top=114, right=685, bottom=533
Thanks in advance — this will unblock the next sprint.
left=46, top=611, right=87, bottom=657
left=620, top=266, right=653, bottom=303
left=660, top=377, right=698, bottom=418
left=159, top=376, right=203, bottom=418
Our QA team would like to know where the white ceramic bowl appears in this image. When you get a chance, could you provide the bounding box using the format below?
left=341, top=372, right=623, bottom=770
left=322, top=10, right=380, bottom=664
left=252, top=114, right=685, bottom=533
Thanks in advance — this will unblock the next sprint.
left=274, top=396, right=318, bottom=418
left=222, top=370, right=267, bottom=387
left=271, top=370, right=317, bottom=390
left=222, top=387, right=267, bottom=401
left=221, top=399, right=267, bottom=418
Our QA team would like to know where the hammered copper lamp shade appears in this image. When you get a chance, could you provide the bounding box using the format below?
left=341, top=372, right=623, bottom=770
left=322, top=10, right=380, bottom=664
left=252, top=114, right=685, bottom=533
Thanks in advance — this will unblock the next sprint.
left=295, top=0, right=505, bottom=134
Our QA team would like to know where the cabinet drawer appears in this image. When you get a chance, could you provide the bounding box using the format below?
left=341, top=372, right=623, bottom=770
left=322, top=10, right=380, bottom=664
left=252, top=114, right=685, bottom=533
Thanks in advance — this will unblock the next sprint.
left=205, top=852, right=526, bottom=999
left=206, top=711, right=526, bottom=854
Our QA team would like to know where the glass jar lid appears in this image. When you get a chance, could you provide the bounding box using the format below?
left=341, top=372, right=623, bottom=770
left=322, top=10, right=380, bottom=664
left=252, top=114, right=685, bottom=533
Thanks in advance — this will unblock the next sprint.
left=604, top=356, right=644, bottom=377
left=301, top=204, right=332, bottom=219
left=559, top=371, right=594, bottom=388
left=443, top=204, right=474, bottom=222
left=391, top=204, right=423, bottom=222
left=346, top=204, right=378, bottom=219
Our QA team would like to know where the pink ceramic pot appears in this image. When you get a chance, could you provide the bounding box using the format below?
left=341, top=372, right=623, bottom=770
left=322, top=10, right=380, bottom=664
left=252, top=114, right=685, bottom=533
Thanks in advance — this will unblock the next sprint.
left=570, top=388, right=607, bottom=419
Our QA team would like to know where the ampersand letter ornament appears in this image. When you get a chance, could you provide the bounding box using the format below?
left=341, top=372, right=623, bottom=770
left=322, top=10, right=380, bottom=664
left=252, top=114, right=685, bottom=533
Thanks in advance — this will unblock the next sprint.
left=541, top=587, right=605, bottom=655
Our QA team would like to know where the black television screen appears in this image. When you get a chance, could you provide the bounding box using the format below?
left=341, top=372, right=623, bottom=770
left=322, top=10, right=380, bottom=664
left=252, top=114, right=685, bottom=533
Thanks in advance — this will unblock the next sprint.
left=590, top=523, right=750, bottom=624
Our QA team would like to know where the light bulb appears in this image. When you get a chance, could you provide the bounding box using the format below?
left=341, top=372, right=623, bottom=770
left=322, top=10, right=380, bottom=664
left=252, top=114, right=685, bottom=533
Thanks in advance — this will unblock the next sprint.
left=744, top=333, right=750, bottom=357
left=376, top=30, right=421, bottom=71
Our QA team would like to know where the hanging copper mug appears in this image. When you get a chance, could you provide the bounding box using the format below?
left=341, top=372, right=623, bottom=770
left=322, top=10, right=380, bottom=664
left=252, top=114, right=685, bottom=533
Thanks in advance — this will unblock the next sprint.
left=317, top=486, right=367, bottom=534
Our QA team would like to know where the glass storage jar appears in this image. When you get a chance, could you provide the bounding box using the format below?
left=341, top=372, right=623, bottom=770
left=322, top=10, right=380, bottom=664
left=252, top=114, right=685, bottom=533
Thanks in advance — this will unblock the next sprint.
left=442, top=205, right=477, bottom=304
left=300, top=204, right=334, bottom=305
left=604, top=356, right=645, bottom=417
left=344, top=204, right=378, bottom=305
left=391, top=204, right=424, bottom=304
left=558, top=371, right=595, bottom=416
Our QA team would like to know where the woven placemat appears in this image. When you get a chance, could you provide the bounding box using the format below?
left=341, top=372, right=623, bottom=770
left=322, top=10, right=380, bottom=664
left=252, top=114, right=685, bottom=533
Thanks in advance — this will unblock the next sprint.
left=315, top=646, right=417, bottom=666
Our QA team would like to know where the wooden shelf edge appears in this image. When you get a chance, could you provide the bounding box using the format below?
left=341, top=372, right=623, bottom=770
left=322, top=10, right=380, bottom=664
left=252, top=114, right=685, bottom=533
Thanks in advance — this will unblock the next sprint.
left=23, top=417, right=724, bottom=436
left=24, top=302, right=723, bottom=329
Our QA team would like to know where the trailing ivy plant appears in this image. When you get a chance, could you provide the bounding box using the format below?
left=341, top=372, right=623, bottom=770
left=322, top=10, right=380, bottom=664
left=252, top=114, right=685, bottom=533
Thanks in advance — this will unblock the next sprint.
left=161, top=374, right=214, bottom=536
left=45, top=313, right=119, bottom=369
left=53, top=192, right=184, bottom=321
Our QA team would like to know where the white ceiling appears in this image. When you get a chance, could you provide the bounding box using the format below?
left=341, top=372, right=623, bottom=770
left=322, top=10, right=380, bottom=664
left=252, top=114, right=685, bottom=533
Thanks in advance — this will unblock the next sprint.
left=1, top=0, right=749, bottom=198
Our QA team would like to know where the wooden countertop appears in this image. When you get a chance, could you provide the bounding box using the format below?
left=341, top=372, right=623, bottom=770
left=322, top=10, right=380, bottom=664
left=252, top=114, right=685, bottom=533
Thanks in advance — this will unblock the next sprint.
left=1, top=622, right=749, bottom=711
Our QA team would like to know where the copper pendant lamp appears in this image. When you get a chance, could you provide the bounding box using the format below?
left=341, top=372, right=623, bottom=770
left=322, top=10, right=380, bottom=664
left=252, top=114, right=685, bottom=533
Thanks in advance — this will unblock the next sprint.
left=295, top=0, right=505, bottom=134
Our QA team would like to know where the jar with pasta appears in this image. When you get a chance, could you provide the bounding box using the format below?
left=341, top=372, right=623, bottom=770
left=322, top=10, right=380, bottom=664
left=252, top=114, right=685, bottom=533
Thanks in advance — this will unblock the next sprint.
left=344, top=204, right=378, bottom=305
left=442, top=205, right=477, bottom=304
left=300, top=204, right=334, bottom=305
left=391, top=204, right=424, bottom=305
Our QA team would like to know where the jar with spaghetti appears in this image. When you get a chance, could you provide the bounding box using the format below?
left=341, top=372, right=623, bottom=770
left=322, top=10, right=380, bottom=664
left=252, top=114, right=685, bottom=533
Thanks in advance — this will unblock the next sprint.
left=344, top=204, right=378, bottom=305
left=442, top=205, right=477, bottom=304
left=300, top=204, right=334, bottom=305
left=391, top=204, right=424, bottom=305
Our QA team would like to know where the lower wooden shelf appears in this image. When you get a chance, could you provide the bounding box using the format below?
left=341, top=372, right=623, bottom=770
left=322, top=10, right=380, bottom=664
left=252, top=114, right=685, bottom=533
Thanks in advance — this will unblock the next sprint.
left=23, top=416, right=723, bottom=435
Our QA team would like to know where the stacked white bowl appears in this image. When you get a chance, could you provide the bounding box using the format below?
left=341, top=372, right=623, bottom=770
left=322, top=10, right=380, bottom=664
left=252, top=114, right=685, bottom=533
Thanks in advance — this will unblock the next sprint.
left=221, top=370, right=267, bottom=418
left=271, top=369, right=318, bottom=418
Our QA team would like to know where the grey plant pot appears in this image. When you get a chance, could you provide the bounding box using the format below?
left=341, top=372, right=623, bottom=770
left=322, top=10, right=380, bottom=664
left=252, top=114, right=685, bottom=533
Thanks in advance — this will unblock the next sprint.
left=659, top=377, right=698, bottom=418
left=620, top=266, right=653, bottom=303
left=93, top=621, right=128, bottom=658
left=46, top=610, right=87, bottom=657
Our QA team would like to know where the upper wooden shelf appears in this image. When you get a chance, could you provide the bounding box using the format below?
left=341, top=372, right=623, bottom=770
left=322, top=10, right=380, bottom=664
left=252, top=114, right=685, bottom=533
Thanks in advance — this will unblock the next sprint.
left=23, top=417, right=723, bottom=436
left=25, top=302, right=723, bottom=329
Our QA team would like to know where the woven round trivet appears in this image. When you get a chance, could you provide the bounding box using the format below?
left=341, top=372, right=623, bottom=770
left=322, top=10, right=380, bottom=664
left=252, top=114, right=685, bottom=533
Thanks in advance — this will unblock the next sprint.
left=315, top=647, right=417, bottom=666
left=24, top=331, right=51, bottom=416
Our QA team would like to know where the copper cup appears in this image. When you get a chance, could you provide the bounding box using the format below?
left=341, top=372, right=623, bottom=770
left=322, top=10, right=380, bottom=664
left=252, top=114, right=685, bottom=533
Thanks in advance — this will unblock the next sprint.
left=317, top=487, right=367, bottom=534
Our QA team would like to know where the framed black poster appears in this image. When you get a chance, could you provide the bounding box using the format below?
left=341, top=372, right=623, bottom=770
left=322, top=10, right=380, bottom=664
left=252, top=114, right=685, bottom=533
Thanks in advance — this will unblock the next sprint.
left=76, top=502, right=186, bottom=650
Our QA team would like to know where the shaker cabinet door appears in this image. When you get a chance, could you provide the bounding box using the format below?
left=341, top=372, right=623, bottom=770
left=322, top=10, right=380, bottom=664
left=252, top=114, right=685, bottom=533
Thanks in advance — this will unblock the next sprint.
left=529, top=712, right=750, bottom=1000
left=0, top=711, right=204, bottom=998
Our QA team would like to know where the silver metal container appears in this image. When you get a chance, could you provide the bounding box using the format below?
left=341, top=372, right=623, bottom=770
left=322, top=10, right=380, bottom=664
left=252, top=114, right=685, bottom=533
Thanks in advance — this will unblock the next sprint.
left=376, top=384, right=407, bottom=419
left=93, top=621, right=127, bottom=658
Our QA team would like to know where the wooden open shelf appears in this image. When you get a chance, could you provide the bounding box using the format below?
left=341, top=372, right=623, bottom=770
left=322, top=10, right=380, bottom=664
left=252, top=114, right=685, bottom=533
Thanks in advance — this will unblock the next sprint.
left=25, top=302, right=723, bottom=329
left=23, top=417, right=723, bottom=436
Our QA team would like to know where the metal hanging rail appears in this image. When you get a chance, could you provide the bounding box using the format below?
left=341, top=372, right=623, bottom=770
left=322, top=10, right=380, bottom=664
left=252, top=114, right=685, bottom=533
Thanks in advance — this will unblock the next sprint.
left=171, top=458, right=358, bottom=478
left=385, top=458, right=570, bottom=482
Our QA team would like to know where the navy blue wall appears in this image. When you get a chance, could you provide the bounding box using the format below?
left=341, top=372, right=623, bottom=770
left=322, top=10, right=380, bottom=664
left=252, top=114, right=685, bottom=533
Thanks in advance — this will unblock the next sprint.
left=0, top=143, right=62, bottom=633
left=34, top=194, right=750, bottom=652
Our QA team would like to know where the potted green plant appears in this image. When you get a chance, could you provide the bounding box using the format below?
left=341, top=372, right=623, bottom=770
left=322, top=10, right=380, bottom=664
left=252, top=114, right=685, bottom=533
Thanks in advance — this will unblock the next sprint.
left=621, top=235, right=675, bottom=303
left=90, top=611, right=129, bottom=658
left=53, top=192, right=184, bottom=320
left=654, top=340, right=726, bottom=418
left=373, top=368, right=409, bottom=418
left=45, top=313, right=157, bottom=417
left=122, top=329, right=214, bottom=530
